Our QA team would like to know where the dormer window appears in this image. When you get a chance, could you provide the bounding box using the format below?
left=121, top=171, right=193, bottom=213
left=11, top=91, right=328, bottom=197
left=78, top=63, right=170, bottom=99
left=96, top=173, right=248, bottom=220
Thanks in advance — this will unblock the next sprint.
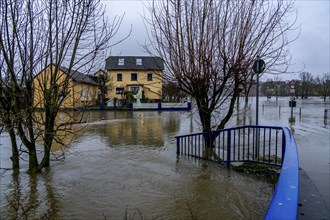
left=118, top=58, right=124, bottom=65
left=136, top=58, right=142, bottom=65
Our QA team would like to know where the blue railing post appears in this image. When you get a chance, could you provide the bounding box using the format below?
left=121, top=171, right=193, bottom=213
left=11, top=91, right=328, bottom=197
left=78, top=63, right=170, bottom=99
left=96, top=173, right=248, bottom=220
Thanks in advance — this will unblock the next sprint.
left=176, top=137, right=180, bottom=155
left=281, top=129, right=286, bottom=161
left=187, top=102, right=191, bottom=110
left=227, top=129, right=231, bottom=167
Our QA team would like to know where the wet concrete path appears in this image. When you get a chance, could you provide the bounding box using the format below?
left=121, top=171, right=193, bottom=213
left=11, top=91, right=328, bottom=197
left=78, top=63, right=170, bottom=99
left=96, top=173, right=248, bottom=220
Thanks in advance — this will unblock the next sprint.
left=298, top=169, right=330, bottom=220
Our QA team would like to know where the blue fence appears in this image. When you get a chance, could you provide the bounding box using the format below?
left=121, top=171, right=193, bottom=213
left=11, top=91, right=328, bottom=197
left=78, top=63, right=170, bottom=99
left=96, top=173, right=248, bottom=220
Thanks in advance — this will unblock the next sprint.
left=129, top=102, right=191, bottom=111
left=175, top=125, right=299, bottom=220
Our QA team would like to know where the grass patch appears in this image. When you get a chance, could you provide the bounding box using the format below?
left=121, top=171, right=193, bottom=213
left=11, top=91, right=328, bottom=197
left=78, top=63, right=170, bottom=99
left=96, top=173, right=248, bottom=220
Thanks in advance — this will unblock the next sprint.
left=232, top=162, right=280, bottom=187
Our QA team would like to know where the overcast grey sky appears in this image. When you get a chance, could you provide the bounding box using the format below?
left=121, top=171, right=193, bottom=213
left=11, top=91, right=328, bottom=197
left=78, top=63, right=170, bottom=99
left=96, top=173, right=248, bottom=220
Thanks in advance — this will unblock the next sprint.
left=102, top=0, right=329, bottom=80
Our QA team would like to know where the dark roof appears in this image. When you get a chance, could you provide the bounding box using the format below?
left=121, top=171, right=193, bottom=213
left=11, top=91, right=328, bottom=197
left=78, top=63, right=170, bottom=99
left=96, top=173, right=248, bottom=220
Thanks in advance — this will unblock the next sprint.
left=93, top=69, right=107, bottom=76
left=59, top=66, right=98, bottom=85
left=105, top=56, right=164, bottom=71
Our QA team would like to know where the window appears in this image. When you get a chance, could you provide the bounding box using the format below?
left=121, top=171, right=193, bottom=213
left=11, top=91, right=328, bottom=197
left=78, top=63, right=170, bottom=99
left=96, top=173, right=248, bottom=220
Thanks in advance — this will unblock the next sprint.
left=130, top=86, right=139, bottom=94
left=116, top=88, right=124, bottom=94
left=90, top=91, right=93, bottom=100
left=131, top=73, right=138, bottom=81
left=136, top=58, right=142, bottom=65
left=80, top=89, right=84, bottom=101
left=59, top=95, right=65, bottom=104
left=85, top=90, right=89, bottom=101
left=147, top=73, right=153, bottom=81
left=118, top=58, right=124, bottom=65
left=117, top=73, right=122, bottom=81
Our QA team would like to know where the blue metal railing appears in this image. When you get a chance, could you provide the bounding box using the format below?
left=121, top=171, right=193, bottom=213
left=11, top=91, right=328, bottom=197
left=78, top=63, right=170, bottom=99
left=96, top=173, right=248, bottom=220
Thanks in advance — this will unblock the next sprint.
left=175, top=125, right=299, bottom=220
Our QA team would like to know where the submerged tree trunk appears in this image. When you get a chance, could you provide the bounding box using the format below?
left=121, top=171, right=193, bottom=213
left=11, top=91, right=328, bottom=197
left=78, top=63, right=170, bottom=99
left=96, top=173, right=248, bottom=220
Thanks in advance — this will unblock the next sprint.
left=1, top=109, right=20, bottom=170
left=8, top=128, right=20, bottom=170
left=245, top=93, right=249, bottom=109
left=38, top=124, right=55, bottom=170
left=28, top=149, right=39, bottom=174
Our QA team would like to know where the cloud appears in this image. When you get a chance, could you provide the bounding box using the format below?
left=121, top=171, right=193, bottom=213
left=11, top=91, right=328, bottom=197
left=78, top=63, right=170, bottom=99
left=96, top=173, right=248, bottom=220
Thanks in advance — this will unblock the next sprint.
left=288, top=1, right=330, bottom=76
left=103, top=0, right=330, bottom=77
left=103, top=1, right=150, bottom=56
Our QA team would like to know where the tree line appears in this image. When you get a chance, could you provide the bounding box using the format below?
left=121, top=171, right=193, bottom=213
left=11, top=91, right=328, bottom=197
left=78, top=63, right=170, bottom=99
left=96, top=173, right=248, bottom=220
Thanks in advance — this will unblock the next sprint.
left=261, top=72, right=330, bottom=101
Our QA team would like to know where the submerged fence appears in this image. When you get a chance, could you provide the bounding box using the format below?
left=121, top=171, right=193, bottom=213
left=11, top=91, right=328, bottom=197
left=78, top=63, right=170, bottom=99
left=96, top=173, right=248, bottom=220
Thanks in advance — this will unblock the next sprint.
left=175, top=125, right=299, bottom=220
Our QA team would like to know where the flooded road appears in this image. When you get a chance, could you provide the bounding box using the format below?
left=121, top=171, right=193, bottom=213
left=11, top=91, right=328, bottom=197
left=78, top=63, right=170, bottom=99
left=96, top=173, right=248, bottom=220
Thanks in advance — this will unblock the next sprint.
left=1, top=96, right=329, bottom=219
left=246, top=96, right=330, bottom=208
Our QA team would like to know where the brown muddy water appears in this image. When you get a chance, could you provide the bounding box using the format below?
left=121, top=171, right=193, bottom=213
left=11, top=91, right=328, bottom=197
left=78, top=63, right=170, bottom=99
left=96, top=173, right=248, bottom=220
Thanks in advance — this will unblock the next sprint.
left=1, top=111, right=273, bottom=219
left=0, top=97, right=329, bottom=219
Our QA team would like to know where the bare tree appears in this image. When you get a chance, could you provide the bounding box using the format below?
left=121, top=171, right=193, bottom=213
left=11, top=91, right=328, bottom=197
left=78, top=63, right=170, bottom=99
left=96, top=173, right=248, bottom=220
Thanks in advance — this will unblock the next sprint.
left=146, top=0, right=297, bottom=133
left=0, top=0, right=128, bottom=173
left=299, top=72, right=315, bottom=99
left=162, top=80, right=185, bottom=102
left=316, top=73, right=330, bottom=101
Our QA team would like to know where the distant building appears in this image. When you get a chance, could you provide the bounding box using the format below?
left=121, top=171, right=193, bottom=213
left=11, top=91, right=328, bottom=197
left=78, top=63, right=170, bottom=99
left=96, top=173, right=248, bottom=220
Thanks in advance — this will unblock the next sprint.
left=33, top=64, right=99, bottom=108
left=105, top=56, right=164, bottom=102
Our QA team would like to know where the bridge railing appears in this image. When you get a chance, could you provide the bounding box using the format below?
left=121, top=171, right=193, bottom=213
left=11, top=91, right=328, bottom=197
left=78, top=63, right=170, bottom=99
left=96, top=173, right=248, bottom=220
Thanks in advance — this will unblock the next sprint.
left=175, top=125, right=299, bottom=220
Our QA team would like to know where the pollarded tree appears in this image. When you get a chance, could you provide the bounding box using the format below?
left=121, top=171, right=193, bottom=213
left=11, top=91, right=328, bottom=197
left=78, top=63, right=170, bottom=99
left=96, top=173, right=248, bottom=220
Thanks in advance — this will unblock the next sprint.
left=0, top=0, right=128, bottom=173
left=146, top=0, right=297, bottom=132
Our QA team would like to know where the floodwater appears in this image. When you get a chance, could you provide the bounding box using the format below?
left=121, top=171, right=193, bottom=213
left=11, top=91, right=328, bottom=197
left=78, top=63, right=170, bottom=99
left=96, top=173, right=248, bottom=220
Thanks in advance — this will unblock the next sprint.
left=0, top=97, right=329, bottom=219
left=258, top=96, right=330, bottom=209
left=241, top=96, right=330, bottom=209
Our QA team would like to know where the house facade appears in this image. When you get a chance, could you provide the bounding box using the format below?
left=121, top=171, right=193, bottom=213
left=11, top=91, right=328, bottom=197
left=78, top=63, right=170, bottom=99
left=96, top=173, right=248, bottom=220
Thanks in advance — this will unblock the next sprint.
left=33, top=65, right=99, bottom=108
left=105, top=56, right=164, bottom=102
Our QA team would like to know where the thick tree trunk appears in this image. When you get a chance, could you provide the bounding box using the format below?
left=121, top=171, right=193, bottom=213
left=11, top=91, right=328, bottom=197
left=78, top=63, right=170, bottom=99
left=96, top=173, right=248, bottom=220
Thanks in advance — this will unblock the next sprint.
left=28, top=146, right=39, bottom=174
left=196, top=99, right=212, bottom=133
left=195, top=98, right=216, bottom=160
left=38, top=102, right=56, bottom=171
left=38, top=134, right=52, bottom=170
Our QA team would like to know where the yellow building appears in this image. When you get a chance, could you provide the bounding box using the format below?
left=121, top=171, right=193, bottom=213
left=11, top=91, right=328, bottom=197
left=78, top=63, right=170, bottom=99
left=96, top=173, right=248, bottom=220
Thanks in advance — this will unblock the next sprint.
left=105, top=56, right=164, bottom=102
left=33, top=64, right=99, bottom=109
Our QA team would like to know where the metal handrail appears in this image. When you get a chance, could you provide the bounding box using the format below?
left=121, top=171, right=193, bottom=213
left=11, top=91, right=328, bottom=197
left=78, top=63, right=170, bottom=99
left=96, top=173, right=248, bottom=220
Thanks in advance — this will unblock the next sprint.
left=264, top=127, right=299, bottom=220
left=175, top=125, right=299, bottom=220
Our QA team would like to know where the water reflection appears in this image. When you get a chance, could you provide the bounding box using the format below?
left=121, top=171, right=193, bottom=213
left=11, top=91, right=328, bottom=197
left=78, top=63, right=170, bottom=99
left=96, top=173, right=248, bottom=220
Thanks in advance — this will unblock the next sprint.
left=2, top=170, right=58, bottom=219
left=34, top=111, right=87, bottom=152
left=74, top=111, right=181, bottom=148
